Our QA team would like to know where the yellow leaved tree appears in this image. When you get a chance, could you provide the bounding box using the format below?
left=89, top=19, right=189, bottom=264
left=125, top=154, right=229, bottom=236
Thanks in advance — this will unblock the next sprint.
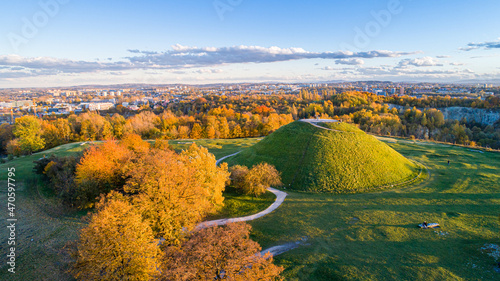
left=71, top=193, right=160, bottom=281
left=160, top=222, right=283, bottom=281
left=123, top=144, right=230, bottom=244
left=74, top=140, right=131, bottom=208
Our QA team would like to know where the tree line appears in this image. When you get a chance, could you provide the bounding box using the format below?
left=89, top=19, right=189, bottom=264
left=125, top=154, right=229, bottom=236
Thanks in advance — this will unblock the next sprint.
left=2, top=90, right=499, bottom=156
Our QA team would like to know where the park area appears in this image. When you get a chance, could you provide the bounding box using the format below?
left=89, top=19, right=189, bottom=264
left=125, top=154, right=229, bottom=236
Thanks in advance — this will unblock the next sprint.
left=0, top=137, right=498, bottom=280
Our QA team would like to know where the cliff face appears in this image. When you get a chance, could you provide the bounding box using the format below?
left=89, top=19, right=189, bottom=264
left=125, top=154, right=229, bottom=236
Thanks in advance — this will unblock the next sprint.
left=439, top=107, right=500, bottom=125
left=386, top=104, right=500, bottom=125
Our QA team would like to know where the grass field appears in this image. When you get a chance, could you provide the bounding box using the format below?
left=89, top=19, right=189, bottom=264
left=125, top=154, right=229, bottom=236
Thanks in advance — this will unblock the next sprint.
left=246, top=139, right=500, bottom=280
left=226, top=121, right=420, bottom=193
left=167, top=137, right=261, bottom=158
left=0, top=137, right=498, bottom=280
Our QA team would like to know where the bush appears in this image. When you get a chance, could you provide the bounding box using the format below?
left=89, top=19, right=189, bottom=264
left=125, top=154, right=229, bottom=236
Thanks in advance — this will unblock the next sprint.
left=43, top=156, right=80, bottom=206
left=230, top=163, right=282, bottom=197
left=33, top=155, right=58, bottom=179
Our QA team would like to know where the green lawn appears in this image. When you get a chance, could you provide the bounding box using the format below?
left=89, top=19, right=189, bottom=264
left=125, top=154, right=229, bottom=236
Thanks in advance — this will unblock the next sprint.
left=227, top=121, right=420, bottom=193
left=0, top=137, right=498, bottom=280
left=167, top=137, right=261, bottom=159
left=205, top=187, right=276, bottom=221
left=245, top=139, right=500, bottom=280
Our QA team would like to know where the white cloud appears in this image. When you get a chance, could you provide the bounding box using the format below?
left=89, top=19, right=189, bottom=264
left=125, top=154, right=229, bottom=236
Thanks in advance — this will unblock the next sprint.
left=335, top=58, right=364, bottom=65
left=0, top=54, right=134, bottom=74
left=126, top=45, right=416, bottom=68
left=194, top=68, right=224, bottom=74
left=397, top=57, right=443, bottom=67
left=0, top=45, right=418, bottom=78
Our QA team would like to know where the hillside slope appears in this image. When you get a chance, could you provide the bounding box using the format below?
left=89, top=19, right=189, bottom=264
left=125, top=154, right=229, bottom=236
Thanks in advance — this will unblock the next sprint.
left=226, top=121, right=419, bottom=193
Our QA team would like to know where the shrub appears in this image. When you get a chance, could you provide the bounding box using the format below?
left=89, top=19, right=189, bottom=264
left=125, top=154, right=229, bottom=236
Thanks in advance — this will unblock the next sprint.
left=230, top=163, right=282, bottom=197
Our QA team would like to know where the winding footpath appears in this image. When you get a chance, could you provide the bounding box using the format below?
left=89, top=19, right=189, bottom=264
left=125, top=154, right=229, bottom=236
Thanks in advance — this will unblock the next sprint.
left=215, top=151, right=242, bottom=165
left=195, top=187, right=287, bottom=231
left=195, top=152, right=302, bottom=257
left=299, top=118, right=354, bottom=133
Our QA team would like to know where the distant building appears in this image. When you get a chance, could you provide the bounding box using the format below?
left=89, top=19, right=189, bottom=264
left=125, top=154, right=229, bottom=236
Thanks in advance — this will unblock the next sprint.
left=80, top=102, right=114, bottom=111
left=12, top=100, right=33, bottom=107
left=0, top=102, right=12, bottom=108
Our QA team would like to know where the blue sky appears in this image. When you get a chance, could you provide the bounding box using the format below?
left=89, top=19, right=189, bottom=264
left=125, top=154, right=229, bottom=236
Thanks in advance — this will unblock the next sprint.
left=1, top=0, right=500, bottom=87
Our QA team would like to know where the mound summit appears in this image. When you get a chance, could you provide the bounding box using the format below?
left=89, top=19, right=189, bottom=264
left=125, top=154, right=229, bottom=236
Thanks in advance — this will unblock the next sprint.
left=226, top=120, right=419, bottom=193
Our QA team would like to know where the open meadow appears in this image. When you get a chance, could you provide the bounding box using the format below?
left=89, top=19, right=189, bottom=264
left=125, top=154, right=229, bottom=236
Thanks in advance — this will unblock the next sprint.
left=245, top=139, right=500, bottom=280
left=0, top=137, right=498, bottom=280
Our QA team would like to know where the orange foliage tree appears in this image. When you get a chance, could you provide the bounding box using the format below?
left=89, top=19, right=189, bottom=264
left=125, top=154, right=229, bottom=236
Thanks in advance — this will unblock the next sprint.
left=230, top=163, right=282, bottom=197
left=74, top=140, right=130, bottom=208
left=123, top=143, right=230, bottom=243
left=71, top=194, right=160, bottom=281
left=160, top=223, right=283, bottom=281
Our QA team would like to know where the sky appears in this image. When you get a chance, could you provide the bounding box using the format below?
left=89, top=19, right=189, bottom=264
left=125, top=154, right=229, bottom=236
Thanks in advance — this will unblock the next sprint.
left=1, top=0, right=500, bottom=88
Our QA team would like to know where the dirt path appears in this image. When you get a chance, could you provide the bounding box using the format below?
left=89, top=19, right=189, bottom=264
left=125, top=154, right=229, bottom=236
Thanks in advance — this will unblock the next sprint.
left=195, top=187, right=287, bottom=230
left=196, top=185, right=301, bottom=257
left=299, top=118, right=354, bottom=133
left=260, top=238, right=309, bottom=257
left=197, top=152, right=307, bottom=257
left=216, top=151, right=242, bottom=165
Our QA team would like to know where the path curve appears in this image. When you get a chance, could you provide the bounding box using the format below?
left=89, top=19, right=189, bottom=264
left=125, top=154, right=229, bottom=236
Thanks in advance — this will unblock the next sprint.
left=195, top=187, right=287, bottom=231
left=216, top=151, right=242, bottom=165
left=199, top=152, right=302, bottom=257
left=299, top=118, right=351, bottom=133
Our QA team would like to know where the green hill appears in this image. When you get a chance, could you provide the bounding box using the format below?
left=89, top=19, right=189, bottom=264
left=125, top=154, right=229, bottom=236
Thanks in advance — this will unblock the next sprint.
left=226, top=121, right=420, bottom=193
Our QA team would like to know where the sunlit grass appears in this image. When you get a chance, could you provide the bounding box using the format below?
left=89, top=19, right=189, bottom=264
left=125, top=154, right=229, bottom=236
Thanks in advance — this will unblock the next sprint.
left=227, top=121, right=420, bottom=193
left=247, top=139, right=500, bottom=280
left=0, top=137, right=498, bottom=280
left=205, top=187, right=276, bottom=221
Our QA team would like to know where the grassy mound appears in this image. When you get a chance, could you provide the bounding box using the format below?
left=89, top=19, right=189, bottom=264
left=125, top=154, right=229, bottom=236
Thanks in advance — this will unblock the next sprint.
left=226, top=121, right=419, bottom=193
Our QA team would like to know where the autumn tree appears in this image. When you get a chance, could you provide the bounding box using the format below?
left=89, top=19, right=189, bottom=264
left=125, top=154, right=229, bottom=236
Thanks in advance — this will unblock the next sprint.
left=43, top=156, right=80, bottom=205
left=41, top=120, right=60, bottom=148
left=109, top=113, right=126, bottom=139
left=78, top=112, right=113, bottom=141
left=205, top=125, right=216, bottom=139
left=230, top=124, right=243, bottom=138
left=217, top=117, right=230, bottom=139
left=161, top=223, right=283, bottom=281
left=6, top=139, right=21, bottom=157
left=74, top=141, right=130, bottom=208
left=0, top=123, right=14, bottom=155
left=229, top=165, right=249, bottom=190
left=178, top=125, right=190, bottom=139
left=71, top=194, right=159, bottom=281
left=120, top=133, right=150, bottom=154
left=123, top=145, right=229, bottom=244
left=230, top=163, right=282, bottom=197
left=189, top=123, right=203, bottom=139
left=153, top=139, right=170, bottom=151
left=180, top=144, right=230, bottom=211
left=13, top=115, right=45, bottom=154
left=124, top=111, right=160, bottom=138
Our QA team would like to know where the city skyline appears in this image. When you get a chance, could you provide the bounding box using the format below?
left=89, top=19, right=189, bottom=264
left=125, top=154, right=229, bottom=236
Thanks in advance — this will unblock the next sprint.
left=2, top=0, right=500, bottom=88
